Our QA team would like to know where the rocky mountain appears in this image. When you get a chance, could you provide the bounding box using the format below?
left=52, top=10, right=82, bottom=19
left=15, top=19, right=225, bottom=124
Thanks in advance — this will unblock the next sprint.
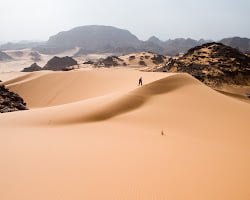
left=147, top=36, right=165, bottom=47
left=43, top=56, right=78, bottom=71
left=36, top=25, right=141, bottom=54
left=1, top=25, right=249, bottom=56
left=34, top=25, right=213, bottom=56
left=158, top=42, right=250, bottom=87
left=220, top=37, right=250, bottom=54
left=0, top=51, right=12, bottom=61
left=22, top=63, right=42, bottom=72
left=0, top=85, right=27, bottom=113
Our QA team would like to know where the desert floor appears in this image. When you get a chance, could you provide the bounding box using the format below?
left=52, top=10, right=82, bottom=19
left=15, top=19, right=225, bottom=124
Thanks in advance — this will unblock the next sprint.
left=0, top=68, right=250, bottom=200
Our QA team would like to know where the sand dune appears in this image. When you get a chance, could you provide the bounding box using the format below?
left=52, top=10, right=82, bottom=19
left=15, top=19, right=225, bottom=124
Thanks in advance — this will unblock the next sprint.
left=1, top=69, right=250, bottom=200
left=5, top=69, right=169, bottom=108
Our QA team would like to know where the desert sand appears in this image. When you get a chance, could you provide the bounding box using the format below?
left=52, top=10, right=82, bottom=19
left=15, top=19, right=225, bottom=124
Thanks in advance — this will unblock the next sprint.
left=0, top=68, right=250, bottom=200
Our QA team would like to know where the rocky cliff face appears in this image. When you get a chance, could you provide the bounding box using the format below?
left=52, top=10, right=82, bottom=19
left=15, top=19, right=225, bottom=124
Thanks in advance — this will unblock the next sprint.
left=0, top=85, right=27, bottom=113
left=158, top=42, right=250, bottom=87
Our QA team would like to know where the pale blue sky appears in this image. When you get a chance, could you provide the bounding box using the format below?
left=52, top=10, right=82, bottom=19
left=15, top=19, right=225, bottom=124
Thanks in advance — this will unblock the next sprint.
left=0, top=0, right=249, bottom=42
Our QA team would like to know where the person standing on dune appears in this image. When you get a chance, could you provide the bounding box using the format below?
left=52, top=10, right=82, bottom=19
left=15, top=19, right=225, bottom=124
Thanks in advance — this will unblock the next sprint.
left=138, top=77, right=143, bottom=86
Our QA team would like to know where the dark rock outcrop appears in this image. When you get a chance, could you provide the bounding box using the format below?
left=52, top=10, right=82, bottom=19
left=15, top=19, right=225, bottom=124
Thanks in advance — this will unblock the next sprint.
left=95, top=56, right=124, bottom=67
left=158, top=42, right=250, bottom=86
left=83, top=60, right=95, bottom=64
left=36, top=25, right=140, bottom=55
left=0, top=85, right=27, bottom=113
left=151, top=54, right=166, bottom=64
left=138, top=60, right=147, bottom=66
left=129, top=55, right=136, bottom=60
left=22, top=63, right=42, bottom=72
left=43, top=56, right=78, bottom=71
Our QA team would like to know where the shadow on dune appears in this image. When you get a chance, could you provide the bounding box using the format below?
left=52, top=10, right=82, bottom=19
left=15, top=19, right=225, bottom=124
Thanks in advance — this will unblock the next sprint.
left=58, top=74, right=199, bottom=124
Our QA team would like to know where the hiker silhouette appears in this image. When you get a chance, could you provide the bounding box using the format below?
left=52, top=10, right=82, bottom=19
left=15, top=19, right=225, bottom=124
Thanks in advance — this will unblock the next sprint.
left=138, top=77, right=143, bottom=86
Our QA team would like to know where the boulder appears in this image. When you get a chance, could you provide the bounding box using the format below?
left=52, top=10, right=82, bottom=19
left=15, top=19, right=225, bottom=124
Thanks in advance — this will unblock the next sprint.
left=43, top=56, right=78, bottom=71
left=22, top=63, right=42, bottom=72
left=151, top=54, right=166, bottom=64
left=129, top=55, right=136, bottom=60
left=139, top=60, right=147, bottom=66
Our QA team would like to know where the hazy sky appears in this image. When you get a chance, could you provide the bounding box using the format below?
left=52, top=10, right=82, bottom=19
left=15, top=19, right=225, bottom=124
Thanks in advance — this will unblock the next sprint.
left=0, top=0, right=249, bottom=42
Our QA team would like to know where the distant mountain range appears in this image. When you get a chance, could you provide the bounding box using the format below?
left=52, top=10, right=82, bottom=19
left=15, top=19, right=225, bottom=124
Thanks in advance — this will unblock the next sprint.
left=0, top=25, right=249, bottom=56
left=220, top=37, right=250, bottom=54
left=0, top=41, right=44, bottom=51
left=147, top=37, right=212, bottom=55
